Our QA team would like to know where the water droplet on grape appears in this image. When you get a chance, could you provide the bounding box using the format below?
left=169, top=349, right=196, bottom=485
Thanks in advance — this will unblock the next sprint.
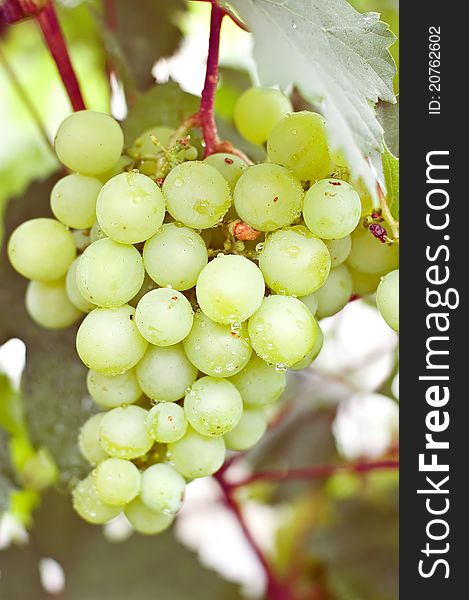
left=174, top=178, right=184, bottom=187
left=255, top=242, right=264, bottom=253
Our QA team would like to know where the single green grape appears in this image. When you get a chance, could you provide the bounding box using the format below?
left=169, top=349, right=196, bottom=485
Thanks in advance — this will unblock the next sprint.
left=204, top=153, right=248, bottom=192
left=99, top=405, right=153, bottom=460
left=132, top=126, right=174, bottom=155
left=267, top=111, right=331, bottom=182
left=76, top=238, right=144, bottom=307
left=183, top=311, right=252, bottom=378
left=54, top=110, right=124, bottom=176
left=76, top=305, right=148, bottom=375
left=324, top=235, right=352, bottom=267
left=124, top=496, right=175, bottom=535
left=224, top=408, right=267, bottom=451
left=96, top=171, right=165, bottom=244
left=86, top=369, right=142, bottom=409
left=234, top=163, right=304, bottom=232
left=259, top=226, right=330, bottom=296
left=289, top=324, right=324, bottom=370
left=78, top=413, right=109, bottom=465
left=163, top=161, right=231, bottom=229
left=248, top=295, right=317, bottom=367
left=299, top=292, right=318, bottom=316
left=315, top=264, right=353, bottom=319
left=65, top=258, right=95, bottom=313
left=348, top=266, right=381, bottom=296
left=196, top=254, right=265, bottom=324
left=25, top=279, right=82, bottom=329
left=229, top=354, right=286, bottom=407
left=376, top=269, right=399, bottom=332
left=90, top=220, right=107, bottom=243
left=143, top=223, right=208, bottom=291
left=135, top=288, right=194, bottom=346
left=141, top=463, right=186, bottom=514
left=136, top=343, right=198, bottom=402
left=8, top=218, right=76, bottom=282
left=50, top=173, right=102, bottom=229
left=94, top=458, right=141, bottom=506
left=20, top=447, right=58, bottom=492
left=72, top=474, right=122, bottom=525
left=347, top=226, right=399, bottom=275
left=168, top=427, right=226, bottom=479
left=146, top=403, right=188, bottom=444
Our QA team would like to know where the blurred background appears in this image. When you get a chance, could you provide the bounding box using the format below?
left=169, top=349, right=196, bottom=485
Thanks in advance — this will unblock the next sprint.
left=0, top=1, right=399, bottom=599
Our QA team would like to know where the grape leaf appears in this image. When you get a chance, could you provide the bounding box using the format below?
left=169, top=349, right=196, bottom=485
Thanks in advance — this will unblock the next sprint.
left=0, top=427, right=16, bottom=513
left=376, top=97, right=399, bottom=157
left=226, top=0, right=397, bottom=196
left=381, top=144, right=399, bottom=220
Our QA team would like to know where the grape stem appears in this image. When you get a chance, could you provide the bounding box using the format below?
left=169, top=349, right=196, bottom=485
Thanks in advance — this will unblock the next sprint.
left=367, top=158, right=399, bottom=243
left=35, top=0, right=86, bottom=112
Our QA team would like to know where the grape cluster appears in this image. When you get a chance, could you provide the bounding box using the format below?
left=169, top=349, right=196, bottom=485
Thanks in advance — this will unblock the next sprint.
left=7, top=86, right=398, bottom=535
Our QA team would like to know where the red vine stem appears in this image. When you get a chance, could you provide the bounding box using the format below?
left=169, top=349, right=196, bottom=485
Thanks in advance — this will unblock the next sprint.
left=35, top=0, right=85, bottom=112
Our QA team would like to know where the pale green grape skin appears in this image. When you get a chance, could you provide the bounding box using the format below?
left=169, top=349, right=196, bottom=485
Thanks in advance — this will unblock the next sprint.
left=76, top=305, right=148, bottom=375
left=330, top=148, right=348, bottom=168
left=196, top=255, right=265, bottom=324
left=184, top=376, right=243, bottom=438
left=204, top=153, right=248, bottom=192
left=98, top=155, right=133, bottom=184
left=136, top=289, right=194, bottom=346
left=303, top=179, right=361, bottom=240
left=90, top=220, right=107, bottom=243
left=50, top=174, right=102, bottom=229
left=233, top=163, right=304, bottom=232
left=224, top=408, right=267, bottom=451
left=55, top=110, right=124, bottom=176
left=133, top=126, right=174, bottom=155
left=267, top=111, right=331, bottom=182
left=136, top=344, right=198, bottom=402
left=347, top=226, right=399, bottom=275
left=315, top=265, right=353, bottom=319
left=229, top=354, right=286, bottom=407
left=141, top=464, right=186, bottom=514
left=259, top=226, right=330, bottom=296
left=163, top=161, right=231, bottom=229
left=76, top=238, right=144, bottom=307
left=96, top=171, right=165, bottom=244
left=168, top=427, right=226, bottom=479
left=146, top=403, right=188, bottom=443
left=78, top=413, right=109, bottom=465
left=289, top=325, right=324, bottom=370
left=8, top=218, right=76, bottom=282
left=376, top=269, right=399, bottom=332
left=248, top=296, right=317, bottom=367
left=324, top=235, right=352, bottom=267
left=299, top=292, right=318, bottom=316
left=94, top=458, right=141, bottom=506
left=86, top=369, right=142, bottom=409
left=66, top=258, right=95, bottom=313
left=73, top=474, right=122, bottom=525
left=99, top=405, right=153, bottom=460
left=183, top=312, right=252, bottom=378
left=129, top=274, right=158, bottom=308
left=125, top=496, right=175, bottom=535
left=143, top=223, right=208, bottom=291
left=348, top=266, right=381, bottom=296
left=25, top=279, right=82, bottom=329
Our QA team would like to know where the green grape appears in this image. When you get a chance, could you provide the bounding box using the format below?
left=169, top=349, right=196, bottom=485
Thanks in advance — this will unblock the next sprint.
left=348, top=266, right=381, bottom=296
left=54, top=110, right=124, bottom=176
left=258, top=226, right=330, bottom=296
left=98, top=155, right=133, bottom=184
left=76, top=238, right=144, bottom=307
left=132, top=126, right=174, bottom=155
left=50, top=173, right=102, bottom=229
left=248, top=295, right=317, bottom=367
left=303, top=179, right=361, bottom=240
left=94, top=458, right=141, bottom=506
left=347, top=226, right=399, bottom=275
left=8, top=218, right=76, bottom=282
left=135, top=288, right=194, bottom=346
left=163, top=161, right=231, bottom=229
left=20, top=447, right=58, bottom=491
left=129, top=274, right=159, bottom=308
left=330, top=147, right=348, bottom=168
left=141, top=463, right=186, bottom=514
left=376, top=269, right=399, bottom=332
left=204, top=153, right=248, bottom=192
left=184, top=146, right=199, bottom=161
left=72, top=474, right=122, bottom=524
left=183, top=311, right=252, bottom=378
left=76, top=305, right=148, bottom=375
left=78, top=413, right=109, bottom=465
left=90, top=220, right=107, bottom=243
left=86, top=369, right=142, bottom=409
left=290, top=324, right=324, bottom=370
left=168, top=427, right=226, bottom=479
left=233, top=163, right=304, bottom=232
left=299, top=292, right=318, bottom=316
left=234, top=87, right=292, bottom=144
left=196, top=255, right=265, bottom=324
left=136, top=344, right=198, bottom=402
left=65, top=258, right=95, bottom=313
left=124, top=496, right=175, bottom=535
left=267, top=111, right=331, bottom=182
left=315, top=264, right=353, bottom=319
left=184, top=376, right=243, bottom=437
left=99, top=405, right=153, bottom=459
left=96, top=171, right=165, bottom=244
left=143, top=223, right=208, bottom=291
left=229, top=354, right=286, bottom=408
left=224, top=408, right=267, bottom=451
left=25, top=279, right=82, bottom=329
left=146, top=403, right=188, bottom=443
left=324, top=235, right=352, bottom=267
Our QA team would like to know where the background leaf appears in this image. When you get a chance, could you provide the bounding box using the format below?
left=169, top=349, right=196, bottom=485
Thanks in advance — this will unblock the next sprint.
left=381, top=145, right=399, bottom=220
left=376, top=97, right=399, bottom=157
